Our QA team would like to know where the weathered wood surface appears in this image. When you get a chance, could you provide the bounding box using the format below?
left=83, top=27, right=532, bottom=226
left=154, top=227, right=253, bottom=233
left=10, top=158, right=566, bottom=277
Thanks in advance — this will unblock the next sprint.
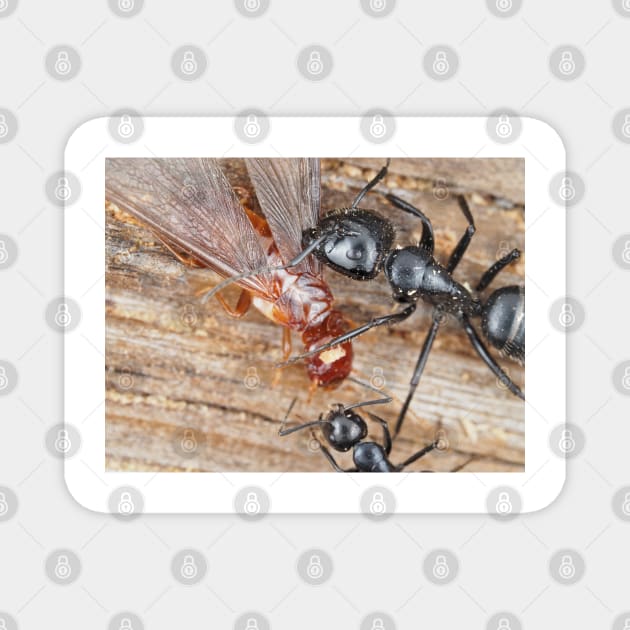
left=105, top=158, right=525, bottom=472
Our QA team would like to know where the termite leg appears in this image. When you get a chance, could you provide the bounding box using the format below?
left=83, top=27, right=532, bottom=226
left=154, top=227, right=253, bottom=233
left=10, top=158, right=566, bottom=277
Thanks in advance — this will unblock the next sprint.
left=282, top=327, right=292, bottom=360
left=157, top=237, right=206, bottom=268
left=272, top=329, right=293, bottom=388
left=209, top=289, right=252, bottom=319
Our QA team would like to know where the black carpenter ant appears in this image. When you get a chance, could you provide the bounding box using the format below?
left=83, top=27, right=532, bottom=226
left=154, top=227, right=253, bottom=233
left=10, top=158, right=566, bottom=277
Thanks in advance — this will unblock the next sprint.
left=212, top=160, right=525, bottom=436
left=279, top=379, right=438, bottom=472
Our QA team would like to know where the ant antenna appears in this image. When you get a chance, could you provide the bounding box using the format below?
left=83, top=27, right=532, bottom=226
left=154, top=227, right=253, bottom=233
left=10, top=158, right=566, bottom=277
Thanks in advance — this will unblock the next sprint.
left=350, top=159, right=391, bottom=209
left=344, top=375, right=392, bottom=411
left=277, top=397, right=325, bottom=436
left=200, top=234, right=328, bottom=304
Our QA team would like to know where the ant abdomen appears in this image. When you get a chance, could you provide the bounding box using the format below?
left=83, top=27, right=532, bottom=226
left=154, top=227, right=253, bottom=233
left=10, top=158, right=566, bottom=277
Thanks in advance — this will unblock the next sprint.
left=481, top=285, right=525, bottom=363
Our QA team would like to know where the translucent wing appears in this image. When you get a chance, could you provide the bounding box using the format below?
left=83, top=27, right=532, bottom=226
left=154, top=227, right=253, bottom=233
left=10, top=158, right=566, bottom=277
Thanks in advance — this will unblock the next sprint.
left=105, top=158, right=275, bottom=298
left=245, top=158, right=321, bottom=274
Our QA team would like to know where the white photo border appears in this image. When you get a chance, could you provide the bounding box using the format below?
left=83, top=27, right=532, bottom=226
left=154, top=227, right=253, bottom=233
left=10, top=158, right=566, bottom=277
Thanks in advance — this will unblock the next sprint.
left=64, top=116, right=566, bottom=514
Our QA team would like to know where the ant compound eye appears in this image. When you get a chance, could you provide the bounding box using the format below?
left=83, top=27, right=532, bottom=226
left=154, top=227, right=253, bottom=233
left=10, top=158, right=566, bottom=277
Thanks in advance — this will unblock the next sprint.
left=346, top=247, right=364, bottom=261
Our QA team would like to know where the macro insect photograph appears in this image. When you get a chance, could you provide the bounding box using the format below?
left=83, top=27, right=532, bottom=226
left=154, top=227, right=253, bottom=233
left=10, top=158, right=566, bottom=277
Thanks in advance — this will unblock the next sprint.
left=105, top=157, right=524, bottom=473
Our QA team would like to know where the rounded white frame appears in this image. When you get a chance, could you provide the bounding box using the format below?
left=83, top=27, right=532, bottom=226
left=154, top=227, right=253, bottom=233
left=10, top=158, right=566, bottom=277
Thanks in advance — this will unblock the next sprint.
left=64, top=116, right=566, bottom=514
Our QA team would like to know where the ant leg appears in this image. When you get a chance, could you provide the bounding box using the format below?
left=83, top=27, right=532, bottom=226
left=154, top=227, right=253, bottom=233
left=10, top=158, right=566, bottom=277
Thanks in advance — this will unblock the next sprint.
left=351, top=159, right=390, bottom=208
left=385, top=193, right=434, bottom=253
left=277, top=303, right=417, bottom=367
left=445, top=196, right=476, bottom=274
left=476, top=249, right=521, bottom=292
left=312, top=433, right=358, bottom=472
left=393, top=310, right=442, bottom=437
left=367, top=413, right=392, bottom=455
left=461, top=315, right=524, bottom=400
left=396, top=441, right=438, bottom=471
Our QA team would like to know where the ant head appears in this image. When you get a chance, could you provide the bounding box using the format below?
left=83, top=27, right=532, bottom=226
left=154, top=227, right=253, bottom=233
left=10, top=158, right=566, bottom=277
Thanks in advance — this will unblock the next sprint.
left=303, top=209, right=394, bottom=281
left=320, top=404, right=368, bottom=452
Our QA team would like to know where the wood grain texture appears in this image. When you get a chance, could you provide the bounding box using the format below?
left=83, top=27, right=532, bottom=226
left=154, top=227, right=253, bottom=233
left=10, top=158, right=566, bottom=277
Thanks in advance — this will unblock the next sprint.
left=105, top=157, right=525, bottom=473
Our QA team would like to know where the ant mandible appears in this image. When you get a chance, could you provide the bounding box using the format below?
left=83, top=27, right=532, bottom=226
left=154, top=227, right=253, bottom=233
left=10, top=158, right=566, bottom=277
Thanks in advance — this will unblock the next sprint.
left=279, top=379, right=438, bottom=472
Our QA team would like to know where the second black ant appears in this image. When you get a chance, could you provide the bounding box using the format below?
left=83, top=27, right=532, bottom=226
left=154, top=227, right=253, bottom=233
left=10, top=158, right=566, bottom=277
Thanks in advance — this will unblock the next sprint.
left=279, top=379, right=439, bottom=472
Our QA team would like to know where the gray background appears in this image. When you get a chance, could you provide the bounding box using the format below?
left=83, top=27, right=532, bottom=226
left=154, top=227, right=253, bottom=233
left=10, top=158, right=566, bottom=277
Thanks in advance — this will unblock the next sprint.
left=1, top=1, right=629, bottom=628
